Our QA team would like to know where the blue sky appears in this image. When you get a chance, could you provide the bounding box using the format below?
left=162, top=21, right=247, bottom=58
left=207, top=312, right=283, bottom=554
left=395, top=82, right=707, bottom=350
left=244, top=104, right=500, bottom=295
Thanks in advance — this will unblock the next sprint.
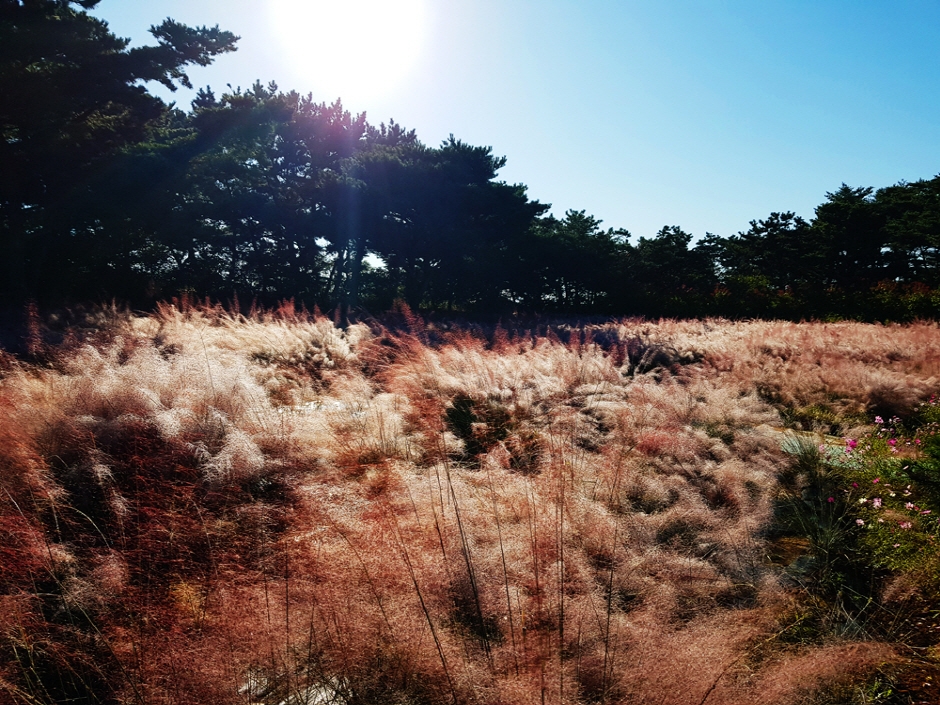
left=92, top=0, right=940, bottom=241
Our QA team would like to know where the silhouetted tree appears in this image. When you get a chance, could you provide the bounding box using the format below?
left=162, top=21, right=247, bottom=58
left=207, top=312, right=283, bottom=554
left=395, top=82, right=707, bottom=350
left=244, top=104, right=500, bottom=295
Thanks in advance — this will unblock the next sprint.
left=512, top=211, right=629, bottom=312
left=813, top=185, right=886, bottom=292
left=0, top=0, right=237, bottom=302
left=876, top=178, right=940, bottom=287
left=629, top=225, right=716, bottom=316
left=366, top=137, right=548, bottom=312
left=3, top=2, right=938, bottom=322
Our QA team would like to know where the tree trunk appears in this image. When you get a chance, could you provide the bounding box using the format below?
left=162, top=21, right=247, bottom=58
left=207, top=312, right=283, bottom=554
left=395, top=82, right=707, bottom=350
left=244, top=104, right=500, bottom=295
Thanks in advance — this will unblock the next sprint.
left=340, top=234, right=367, bottom=329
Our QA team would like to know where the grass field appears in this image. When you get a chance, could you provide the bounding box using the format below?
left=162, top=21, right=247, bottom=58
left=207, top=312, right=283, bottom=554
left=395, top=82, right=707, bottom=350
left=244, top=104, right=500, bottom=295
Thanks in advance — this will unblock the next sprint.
left=2, top=303, right=940, bottom=704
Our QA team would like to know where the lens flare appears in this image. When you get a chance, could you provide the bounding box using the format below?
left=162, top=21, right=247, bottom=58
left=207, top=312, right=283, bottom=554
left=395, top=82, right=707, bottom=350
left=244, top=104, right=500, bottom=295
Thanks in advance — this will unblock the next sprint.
left=267, top=0, right=428, bottom=101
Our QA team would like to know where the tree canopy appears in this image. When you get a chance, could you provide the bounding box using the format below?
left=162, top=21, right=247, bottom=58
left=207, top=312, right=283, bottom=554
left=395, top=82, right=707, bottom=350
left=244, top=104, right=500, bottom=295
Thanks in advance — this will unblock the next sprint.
left=0, top=0, right=237, bottom=300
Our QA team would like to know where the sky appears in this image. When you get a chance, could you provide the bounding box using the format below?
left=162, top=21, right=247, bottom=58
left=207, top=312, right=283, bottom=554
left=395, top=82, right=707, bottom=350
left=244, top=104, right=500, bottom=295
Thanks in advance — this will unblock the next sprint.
left=92, top=0, right=940, bottom=242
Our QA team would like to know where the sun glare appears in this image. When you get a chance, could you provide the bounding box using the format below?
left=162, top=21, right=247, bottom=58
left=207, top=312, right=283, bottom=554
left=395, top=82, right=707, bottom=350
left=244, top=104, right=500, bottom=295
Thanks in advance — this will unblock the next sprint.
left=267, top=0, right=428, bottom=102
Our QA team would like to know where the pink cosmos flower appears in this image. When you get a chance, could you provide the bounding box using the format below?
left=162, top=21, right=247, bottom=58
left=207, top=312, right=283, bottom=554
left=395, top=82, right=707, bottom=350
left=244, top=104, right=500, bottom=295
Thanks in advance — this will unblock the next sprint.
left=874, top=416, right=884, bottom=424
left=900, top=521, right=913, bottom=530
left=856, top=519, right=865, bottom=526
left=888, top=438, right=897, bottom=446
left=873, top=498, right=882, bottom=508
left=906, top=502, right=916, bottom=510
left=873, top=478, right=880, bottom=484
left=827, top=496, right=834, bottom=503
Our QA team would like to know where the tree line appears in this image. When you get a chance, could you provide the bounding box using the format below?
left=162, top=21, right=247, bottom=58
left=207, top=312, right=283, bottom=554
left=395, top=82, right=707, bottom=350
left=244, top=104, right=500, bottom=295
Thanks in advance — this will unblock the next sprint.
left=2, top=1, right=939, bottom=321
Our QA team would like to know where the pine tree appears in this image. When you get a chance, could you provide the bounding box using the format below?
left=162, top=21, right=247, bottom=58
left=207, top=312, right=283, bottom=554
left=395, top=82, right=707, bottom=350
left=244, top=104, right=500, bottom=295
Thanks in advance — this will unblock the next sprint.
left=0, top=0, right=237, bottom=301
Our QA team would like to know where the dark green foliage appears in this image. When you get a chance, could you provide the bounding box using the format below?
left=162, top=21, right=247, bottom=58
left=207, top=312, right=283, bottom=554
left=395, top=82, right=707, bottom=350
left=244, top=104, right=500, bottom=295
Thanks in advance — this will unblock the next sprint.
left=510, top=210, right=629, bottom=312
left=628, top=225, right=717, bottom=316
left=365, top=136, right=549, bottom=313
left=0, top=0, right=237, bottom=303
left=445, top=394, right=511, bottom=460
left=775, top=437, right=857, bottom=593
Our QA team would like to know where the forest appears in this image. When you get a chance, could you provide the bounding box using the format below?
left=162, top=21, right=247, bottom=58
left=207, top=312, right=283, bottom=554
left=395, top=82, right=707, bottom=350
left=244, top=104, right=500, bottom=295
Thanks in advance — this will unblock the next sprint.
left=3, top=0, right=940, bottom=322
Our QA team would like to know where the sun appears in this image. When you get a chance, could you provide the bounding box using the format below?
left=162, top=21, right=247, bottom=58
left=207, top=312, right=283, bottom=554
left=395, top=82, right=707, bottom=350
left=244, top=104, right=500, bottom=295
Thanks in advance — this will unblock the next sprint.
left=267, top=0, right=428, bottom=102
